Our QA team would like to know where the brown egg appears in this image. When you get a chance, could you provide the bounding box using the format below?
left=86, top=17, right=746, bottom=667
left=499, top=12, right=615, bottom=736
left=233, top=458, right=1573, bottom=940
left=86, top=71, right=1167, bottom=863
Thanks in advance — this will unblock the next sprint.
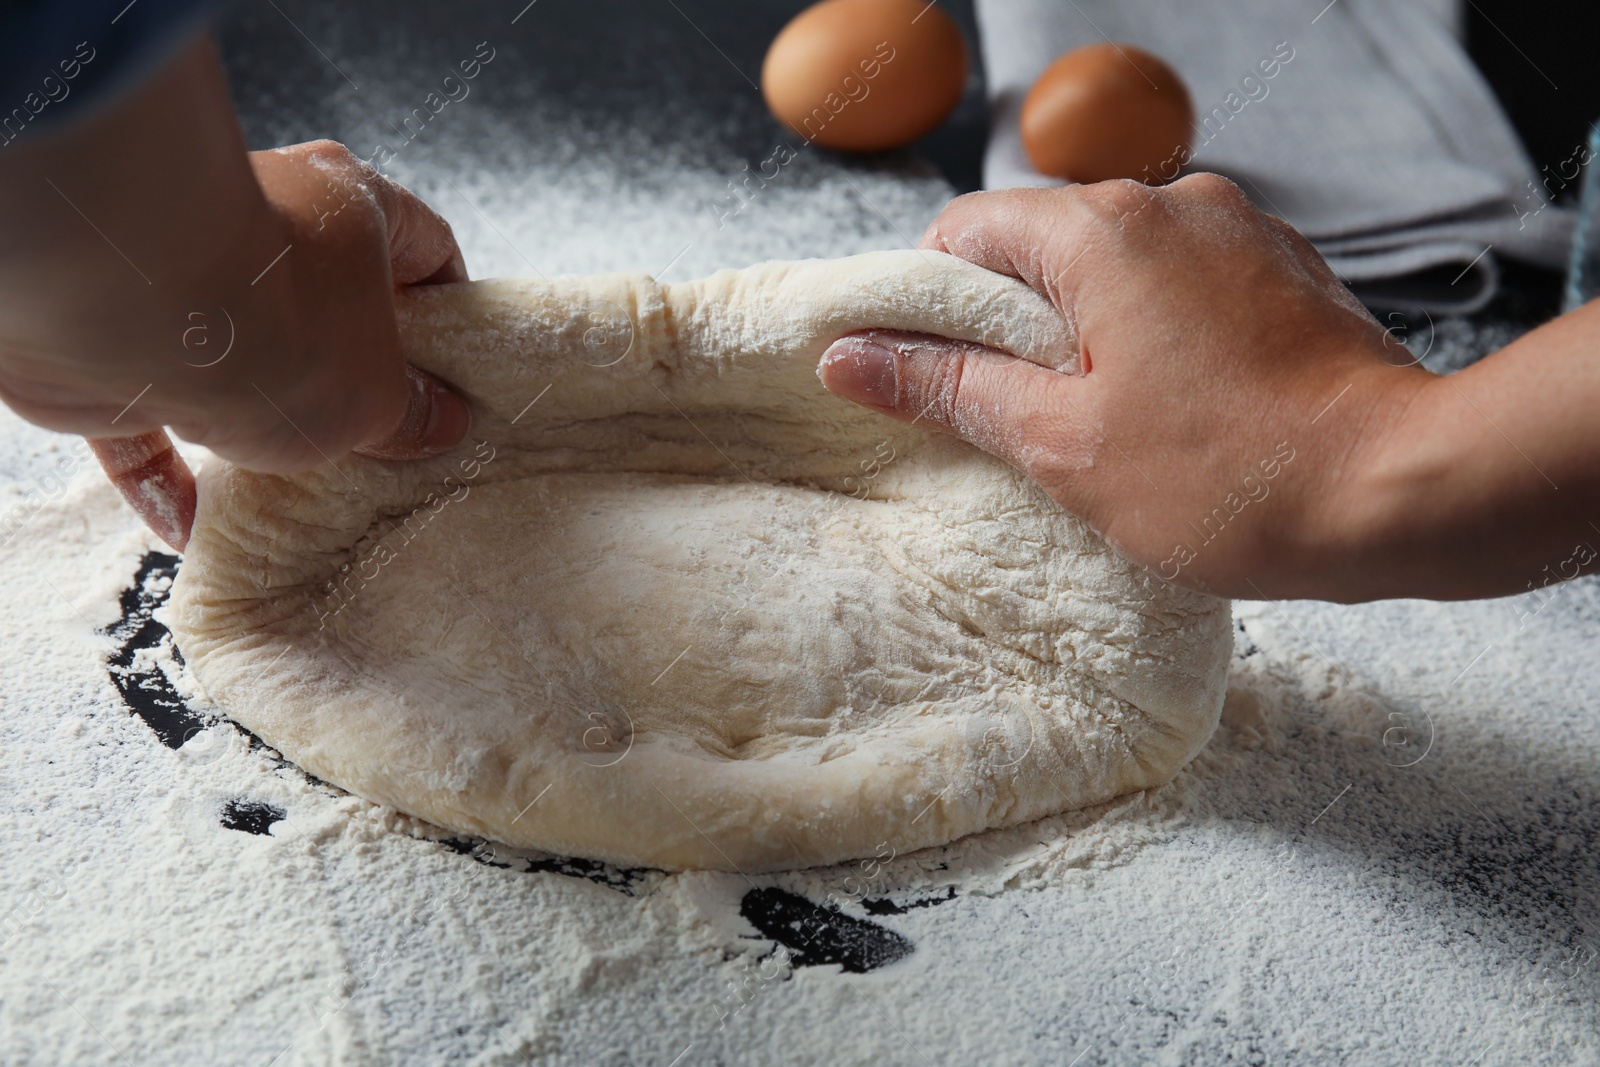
left=761, top=0, right=969, bottom=153
left=1021, top=43, right=1194, bottom=185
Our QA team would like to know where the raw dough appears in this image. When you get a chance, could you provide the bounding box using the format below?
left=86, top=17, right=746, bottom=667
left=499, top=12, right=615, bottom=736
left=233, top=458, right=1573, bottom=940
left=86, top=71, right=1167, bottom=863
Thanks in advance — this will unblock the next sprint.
left=166, top=250, right=1232, bottom=872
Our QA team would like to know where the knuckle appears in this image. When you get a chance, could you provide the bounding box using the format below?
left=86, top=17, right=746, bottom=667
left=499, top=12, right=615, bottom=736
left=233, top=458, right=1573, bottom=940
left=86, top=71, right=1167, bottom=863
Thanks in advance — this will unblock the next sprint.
left=1059, top=189, right=1111, bottom=232
left=910, top=346, right=971, bottom=425
left=929, top=189, right=986, bottom=225
left=304, top=140, right=382, bottom=197
left=1096, top=177, right=1151, bottom=208
left=1068, top=179, right=1162, bottom=235
left=944, top=351, right=975, bottom=422
left=300, top=138, right=357, bottom=166
left=943, top=189, right=990, bottom=213
left=927, top=189, right=1018, bottom=251
left=271, top=138, right=351, bottom=173
left=1173, top=171, right=1251, bottom=207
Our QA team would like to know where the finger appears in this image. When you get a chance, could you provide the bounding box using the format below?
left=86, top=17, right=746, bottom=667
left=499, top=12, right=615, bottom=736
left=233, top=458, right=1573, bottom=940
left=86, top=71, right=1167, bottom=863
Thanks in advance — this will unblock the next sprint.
left=916, top=185, right=1163, bottom=329
left=917, top=187, right=1091, bottom=297
left=353, top=364, right=473, bottom=461
left=89, top=430, right=196, bottom=552
left=367, top=173, right=469, bottom=286
left=817, top=329, right=1088, bottom=481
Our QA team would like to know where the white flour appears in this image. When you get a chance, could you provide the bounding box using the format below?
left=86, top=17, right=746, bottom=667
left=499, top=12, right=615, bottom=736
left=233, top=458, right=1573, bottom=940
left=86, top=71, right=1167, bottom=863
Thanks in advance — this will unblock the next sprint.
left=4, top=6, right=1599, bottom=1061
left=5, top=451, right=1598, bottom=1064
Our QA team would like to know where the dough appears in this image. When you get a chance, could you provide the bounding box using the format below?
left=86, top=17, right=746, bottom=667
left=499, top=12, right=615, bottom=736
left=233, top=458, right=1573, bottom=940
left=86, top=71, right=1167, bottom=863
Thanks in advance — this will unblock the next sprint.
left=166, top=250, right=1232, bottom=872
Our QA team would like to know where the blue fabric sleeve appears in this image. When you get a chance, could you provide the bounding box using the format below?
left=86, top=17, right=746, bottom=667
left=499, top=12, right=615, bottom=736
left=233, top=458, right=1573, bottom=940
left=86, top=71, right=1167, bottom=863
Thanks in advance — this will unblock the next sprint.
left=1, top=0, right=228, bottom=146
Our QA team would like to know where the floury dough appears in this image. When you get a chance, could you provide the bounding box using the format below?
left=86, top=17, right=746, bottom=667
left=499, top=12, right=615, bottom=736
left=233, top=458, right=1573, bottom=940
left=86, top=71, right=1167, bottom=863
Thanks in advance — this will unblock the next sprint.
left=165, top=250, right=1233, bottom=872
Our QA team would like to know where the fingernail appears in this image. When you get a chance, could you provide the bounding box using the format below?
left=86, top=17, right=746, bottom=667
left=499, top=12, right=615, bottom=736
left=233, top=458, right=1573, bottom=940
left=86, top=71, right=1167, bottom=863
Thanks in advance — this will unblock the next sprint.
left=139, top=467, right=196, bottom=553
left=422, top=378, right=472, bottom=452
left=818, top=337, right=896, bottom=408
left=90, top=433, right=195, bottom=552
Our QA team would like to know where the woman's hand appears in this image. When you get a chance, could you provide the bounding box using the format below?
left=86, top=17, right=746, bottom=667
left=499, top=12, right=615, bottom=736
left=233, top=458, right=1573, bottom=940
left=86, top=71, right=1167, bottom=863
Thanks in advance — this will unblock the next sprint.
left=86, top=140, right=471, bottom=550
left=0, top=39, right=470, bottom=551
left=819, top=176, right=1435, bottom=601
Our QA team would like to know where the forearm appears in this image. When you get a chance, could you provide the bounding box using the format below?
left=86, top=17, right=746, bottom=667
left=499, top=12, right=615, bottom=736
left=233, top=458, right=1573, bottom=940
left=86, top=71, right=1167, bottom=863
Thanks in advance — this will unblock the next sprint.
left=1337, top=300, right=1600, bottom=601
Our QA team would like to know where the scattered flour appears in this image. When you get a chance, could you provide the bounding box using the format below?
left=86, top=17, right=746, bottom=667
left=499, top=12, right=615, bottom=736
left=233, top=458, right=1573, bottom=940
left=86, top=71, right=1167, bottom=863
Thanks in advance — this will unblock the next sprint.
left=5, top=411, right=1598, bottom=1064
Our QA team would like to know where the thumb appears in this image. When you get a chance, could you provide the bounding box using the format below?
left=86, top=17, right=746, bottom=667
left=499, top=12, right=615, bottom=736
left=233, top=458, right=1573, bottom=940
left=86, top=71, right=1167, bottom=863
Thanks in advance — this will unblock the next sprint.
left=353, top=364, right=472, bottom=461
left=817, top=329, right=1081, bottom=477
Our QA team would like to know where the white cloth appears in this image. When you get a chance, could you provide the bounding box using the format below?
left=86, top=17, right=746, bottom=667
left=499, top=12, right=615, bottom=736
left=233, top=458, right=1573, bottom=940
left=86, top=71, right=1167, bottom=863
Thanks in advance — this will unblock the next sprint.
left=976, top=0, right=1571, bottom=313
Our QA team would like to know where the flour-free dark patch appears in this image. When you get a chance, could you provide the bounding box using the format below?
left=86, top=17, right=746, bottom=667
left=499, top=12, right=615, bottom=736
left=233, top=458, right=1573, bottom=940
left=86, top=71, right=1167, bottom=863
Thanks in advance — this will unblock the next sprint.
left=439, top=836, right=655, bottom=896
left=740, top=887, right=913, bottom=973
left=106, top=552, right=205, bottom=749
left=861, top=886, right=956, bottom=915
left=221, top=799, right=286, bottom=835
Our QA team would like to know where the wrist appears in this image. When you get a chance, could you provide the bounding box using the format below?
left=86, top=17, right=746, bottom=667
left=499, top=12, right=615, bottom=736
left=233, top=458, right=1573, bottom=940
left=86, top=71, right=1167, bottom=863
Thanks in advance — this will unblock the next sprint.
left=1288, top=361, right=1440, bottom=602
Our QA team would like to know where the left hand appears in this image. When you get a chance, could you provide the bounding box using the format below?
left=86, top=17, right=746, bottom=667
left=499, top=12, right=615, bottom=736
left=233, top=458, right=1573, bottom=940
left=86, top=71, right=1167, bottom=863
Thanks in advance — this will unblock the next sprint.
left=84, top=139, right=473, bottom=551
left=0, top=38, right=471, bottom=552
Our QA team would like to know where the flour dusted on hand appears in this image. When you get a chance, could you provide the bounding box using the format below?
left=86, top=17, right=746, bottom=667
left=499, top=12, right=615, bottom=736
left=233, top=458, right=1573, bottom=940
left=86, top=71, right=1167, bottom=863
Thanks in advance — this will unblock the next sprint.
left=165, top=250, right=1232, bottom=872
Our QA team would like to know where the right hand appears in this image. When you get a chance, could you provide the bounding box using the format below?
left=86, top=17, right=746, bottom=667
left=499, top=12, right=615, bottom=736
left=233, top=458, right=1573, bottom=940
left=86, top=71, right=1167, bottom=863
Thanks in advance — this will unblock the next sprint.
left=818, top=176, right=1435, bottom=601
